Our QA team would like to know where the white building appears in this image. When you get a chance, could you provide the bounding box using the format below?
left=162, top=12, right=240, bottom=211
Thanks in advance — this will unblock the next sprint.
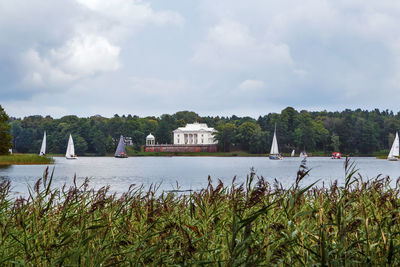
left=173, top=122, right=217, bottom=145
left=146, top=133, right=155, bottom=146
left=124, top=136, right=133, bottom=146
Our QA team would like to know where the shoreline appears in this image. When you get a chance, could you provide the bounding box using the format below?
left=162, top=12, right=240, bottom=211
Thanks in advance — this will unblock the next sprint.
left=0, top=154, right=54, bottom=165
left=2, top=153, right=387, bottom=163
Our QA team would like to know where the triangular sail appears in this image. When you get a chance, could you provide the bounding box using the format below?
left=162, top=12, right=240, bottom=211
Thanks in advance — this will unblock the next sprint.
left=115, top=135, right=127, bottom=156
left=388, top=132, right=399, bottom=158
left=65, top=134, right=75, bottom=158
left=393, top=132, right=399, bottom=157
left=39, top=131, right=46, bottom=156
left=291, top=150, right=295, bottom=157
left=270, top=127, right=279, bottom=155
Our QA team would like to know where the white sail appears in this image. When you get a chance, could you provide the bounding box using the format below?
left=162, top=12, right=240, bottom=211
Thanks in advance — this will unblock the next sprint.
left=393, top=132, right=399, bottom=157
left=65, top=134, right=76, bottom=159
left=270, top=128, right=279, bottom=155
left=39, top=131, right=46, bottom=156
left=388, top=132, right=399, bottom=158
left=291, top=149, right=295, bottom=157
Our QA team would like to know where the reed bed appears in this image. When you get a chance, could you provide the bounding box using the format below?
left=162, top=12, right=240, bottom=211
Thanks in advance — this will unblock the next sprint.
left=0, top=158, right=400, bottom=265
left=0, top=154, right=53, bottom=165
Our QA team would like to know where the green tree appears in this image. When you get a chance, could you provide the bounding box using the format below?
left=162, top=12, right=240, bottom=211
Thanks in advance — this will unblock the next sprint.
left=156, top=118, right=172, bottom=144
left=10, top=120, right=22, bottom=151
left=142, top=119, right=158, bottom=137
left=331, top=134, right=340, bottom=152
left=15, top=128, right=35, bottom=153
left=312, top=120, right=329, bottom=151
left=214, top=123, right=237, bottom=152
left=131, top=130, right=145, bottom=148
left=105, top=135, right=115, bottom=153
left=174, top=111, right=199, bottom=124
left=279, top=107, right=299, bottom=147
left=293, top=128, right=303, bottom=149
left=74, top=135, right=88, bottom=154
left=89, top=128, right=107, bottom=155
left=359, top=121, right=378, bottom=154
left=236, top=122, right=261, bottom=151
left=249, top=130, right=269, bottom=154
left=0, top=105, right=12, bottom=154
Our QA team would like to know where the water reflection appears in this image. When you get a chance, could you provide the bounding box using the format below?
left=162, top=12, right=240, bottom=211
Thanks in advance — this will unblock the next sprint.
left=0, top=165, right=11, bottom=182
left=0, top=165, right=11, bottom=170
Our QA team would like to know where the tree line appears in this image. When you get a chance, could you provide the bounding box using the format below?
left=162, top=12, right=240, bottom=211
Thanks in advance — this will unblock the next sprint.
left=3, top=106, right=400, bottom=155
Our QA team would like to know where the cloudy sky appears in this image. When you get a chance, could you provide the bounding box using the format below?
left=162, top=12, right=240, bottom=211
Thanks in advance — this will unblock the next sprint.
left=1, top=0, right=400, bottom=118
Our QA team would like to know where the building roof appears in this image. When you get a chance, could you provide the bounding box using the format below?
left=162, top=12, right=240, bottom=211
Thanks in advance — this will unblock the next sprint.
left=173, top=122, right=215, bottom=132
left=146, top=133, right=155, bottom=140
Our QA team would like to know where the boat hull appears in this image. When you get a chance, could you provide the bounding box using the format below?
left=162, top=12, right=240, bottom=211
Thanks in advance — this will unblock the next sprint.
left=387, top=157, right=398, bottom=161
left=269, top=155, right=282, bottom=160
left=115, top=155, right=128, bottom=158
left=66, top=157, right=78, bottom=160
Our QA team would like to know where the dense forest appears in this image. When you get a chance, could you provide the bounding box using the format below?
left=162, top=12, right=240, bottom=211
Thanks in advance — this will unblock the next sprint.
left=7, top=107, right=400, bottom=155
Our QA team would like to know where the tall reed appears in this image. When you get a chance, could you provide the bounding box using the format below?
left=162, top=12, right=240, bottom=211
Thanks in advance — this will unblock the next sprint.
left=0, top=158, right=399, bottom=265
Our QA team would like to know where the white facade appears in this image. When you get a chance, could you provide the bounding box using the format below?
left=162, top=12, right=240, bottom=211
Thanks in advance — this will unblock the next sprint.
left=146, top=133, right=155, bottom=146
left=173, top=122, right=217, bottom=145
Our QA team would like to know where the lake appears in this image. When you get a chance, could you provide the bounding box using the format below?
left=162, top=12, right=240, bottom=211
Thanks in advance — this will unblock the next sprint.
left=1, top=156, right=400, bottom=197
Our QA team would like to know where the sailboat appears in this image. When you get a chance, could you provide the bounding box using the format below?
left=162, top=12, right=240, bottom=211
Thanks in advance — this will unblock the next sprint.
left=269, top=125, right=282, bottom=160
left=291, top=149, right=295, bottom=157
left=65, top=134, right=78, bottom=159
left=115, top=135, right=128, bottom=158
left=387, top=132, right=399, bottom=161
left=300, top=151, right=308, bottom=158
left=39, top=131, right=46, bottom=156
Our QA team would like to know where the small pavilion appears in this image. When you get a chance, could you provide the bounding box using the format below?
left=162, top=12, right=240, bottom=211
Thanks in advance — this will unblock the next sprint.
left=146, top=133, right=155, bottom=146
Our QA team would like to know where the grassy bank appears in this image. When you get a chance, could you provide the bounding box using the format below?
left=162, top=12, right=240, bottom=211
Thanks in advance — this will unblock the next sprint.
left=0, top=154, right=53, bottom=165
left=0, top=159, right=399, bottom=265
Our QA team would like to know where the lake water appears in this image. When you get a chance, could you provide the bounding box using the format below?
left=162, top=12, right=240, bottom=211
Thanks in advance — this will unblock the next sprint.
left=1, top=157, right=400, bottom=197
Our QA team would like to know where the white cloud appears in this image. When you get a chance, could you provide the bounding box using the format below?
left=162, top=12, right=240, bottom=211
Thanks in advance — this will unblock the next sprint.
left=50, top=34, right=120, bottom=76
left=238, top=79, right=265, bottom=91
left=22, top=34, right=120, bottom=87
left=22, top=49, right=76, bottom=87
left=75, top=0, right=183, bottom=29
left=191, top=19, right=293, bottom=70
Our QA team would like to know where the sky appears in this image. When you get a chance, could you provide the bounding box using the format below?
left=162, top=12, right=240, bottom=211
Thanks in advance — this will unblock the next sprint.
left=1, top=0, right=400, bottom=118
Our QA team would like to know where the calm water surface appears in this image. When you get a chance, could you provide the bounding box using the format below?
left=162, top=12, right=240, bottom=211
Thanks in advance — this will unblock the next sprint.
left=1, top=157, right=400, bottom=197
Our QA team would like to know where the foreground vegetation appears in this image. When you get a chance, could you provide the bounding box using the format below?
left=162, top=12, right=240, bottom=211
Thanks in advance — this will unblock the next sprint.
left=0, top=154, right=53, bottom=165
left=0, top=159, right=399, bottom=265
